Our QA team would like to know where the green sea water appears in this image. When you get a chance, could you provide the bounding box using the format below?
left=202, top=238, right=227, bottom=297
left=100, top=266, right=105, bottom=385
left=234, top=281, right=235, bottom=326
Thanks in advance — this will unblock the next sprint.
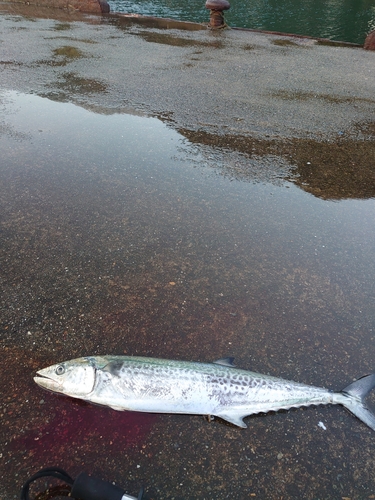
left=108, top=0, right=375, bottom=44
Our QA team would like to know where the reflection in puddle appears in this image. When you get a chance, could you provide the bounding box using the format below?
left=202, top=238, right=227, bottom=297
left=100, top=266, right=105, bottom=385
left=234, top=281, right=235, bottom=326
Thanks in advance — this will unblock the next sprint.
left=1, top=91, right=375, bottom=499
left=181, top=126, right=375, bottom=200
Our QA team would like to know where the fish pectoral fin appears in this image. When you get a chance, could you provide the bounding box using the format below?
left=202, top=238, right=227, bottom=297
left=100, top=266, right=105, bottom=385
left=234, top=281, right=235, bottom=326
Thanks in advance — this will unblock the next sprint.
left=102, top=360, right=124, bottom=377
left=216, top=412, right=247, bottom=428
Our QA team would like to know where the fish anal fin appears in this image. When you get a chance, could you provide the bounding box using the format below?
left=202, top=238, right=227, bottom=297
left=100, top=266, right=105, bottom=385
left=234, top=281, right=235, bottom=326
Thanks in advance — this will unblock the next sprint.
left=216, top=412, right=247, bottom=428
left=213, top=357, right=236, bottom=367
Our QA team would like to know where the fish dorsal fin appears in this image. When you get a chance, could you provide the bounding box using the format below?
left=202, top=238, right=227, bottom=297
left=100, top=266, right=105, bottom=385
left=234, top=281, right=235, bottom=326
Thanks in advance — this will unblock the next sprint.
left=213, top=357, right=236, bottom=367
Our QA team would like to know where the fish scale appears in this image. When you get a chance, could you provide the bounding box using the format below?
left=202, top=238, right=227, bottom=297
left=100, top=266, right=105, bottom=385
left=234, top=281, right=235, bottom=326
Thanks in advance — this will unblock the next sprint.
left=34, top=355, right=375, bottom=432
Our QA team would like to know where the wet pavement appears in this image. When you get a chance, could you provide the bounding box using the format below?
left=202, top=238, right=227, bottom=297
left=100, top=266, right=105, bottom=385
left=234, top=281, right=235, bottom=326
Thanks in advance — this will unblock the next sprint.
left=1, top=4, right=375, bottom=499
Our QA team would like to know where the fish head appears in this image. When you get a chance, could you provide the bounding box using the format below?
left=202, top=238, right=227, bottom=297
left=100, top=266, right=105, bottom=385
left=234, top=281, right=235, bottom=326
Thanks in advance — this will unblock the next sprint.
left=34, top=357, right=96, bottom=399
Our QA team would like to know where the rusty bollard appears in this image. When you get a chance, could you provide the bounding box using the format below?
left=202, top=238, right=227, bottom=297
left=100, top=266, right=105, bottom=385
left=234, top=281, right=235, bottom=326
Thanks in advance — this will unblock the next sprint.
left=364, top=30, right=375, bottom=50
left=205, top=0, right=230, bottom=29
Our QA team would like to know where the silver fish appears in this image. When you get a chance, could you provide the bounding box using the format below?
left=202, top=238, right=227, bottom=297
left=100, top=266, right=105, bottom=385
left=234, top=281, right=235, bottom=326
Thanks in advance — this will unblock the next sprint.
left=34, top=355, right=375, bottom=431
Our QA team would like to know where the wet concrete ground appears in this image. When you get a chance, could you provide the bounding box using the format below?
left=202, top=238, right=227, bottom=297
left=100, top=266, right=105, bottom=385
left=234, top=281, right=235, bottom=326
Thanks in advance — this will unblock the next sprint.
left=1, top=4, right=375, bottom=499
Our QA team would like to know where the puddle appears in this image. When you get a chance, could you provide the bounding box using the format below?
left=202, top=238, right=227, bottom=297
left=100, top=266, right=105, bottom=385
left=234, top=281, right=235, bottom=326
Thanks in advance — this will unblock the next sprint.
left=1, top=91, right=375, bottom=499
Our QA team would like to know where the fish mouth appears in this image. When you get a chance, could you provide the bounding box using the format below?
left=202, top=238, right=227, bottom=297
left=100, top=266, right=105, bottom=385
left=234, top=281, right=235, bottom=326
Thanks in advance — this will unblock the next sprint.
left=34, top=371, right=63, bottom=392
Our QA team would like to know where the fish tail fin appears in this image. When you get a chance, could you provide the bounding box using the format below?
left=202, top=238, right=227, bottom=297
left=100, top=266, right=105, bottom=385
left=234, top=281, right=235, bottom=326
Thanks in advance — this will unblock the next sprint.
left=338, top=373, right=375, bottom=431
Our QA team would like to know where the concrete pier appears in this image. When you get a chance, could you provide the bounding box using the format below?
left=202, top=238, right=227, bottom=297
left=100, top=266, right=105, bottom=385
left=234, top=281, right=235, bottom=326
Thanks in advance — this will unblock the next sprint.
left=1, top=4, right=375, bottom=500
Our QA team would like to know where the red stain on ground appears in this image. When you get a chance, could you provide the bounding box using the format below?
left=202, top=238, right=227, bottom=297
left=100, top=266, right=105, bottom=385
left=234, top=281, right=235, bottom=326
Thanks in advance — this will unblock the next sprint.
left=10, top=396, right=156, bottom=464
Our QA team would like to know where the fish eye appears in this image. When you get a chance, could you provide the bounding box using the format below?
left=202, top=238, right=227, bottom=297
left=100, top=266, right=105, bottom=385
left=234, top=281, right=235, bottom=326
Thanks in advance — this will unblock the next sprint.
left=55, top=365, right=65, bottom=376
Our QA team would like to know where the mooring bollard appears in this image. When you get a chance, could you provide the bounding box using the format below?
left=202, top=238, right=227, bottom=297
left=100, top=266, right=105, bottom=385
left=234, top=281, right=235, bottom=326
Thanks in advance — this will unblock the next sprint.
left=205, top=0, right=230, bottom=29
left=364, top=30, right=375, bottom=50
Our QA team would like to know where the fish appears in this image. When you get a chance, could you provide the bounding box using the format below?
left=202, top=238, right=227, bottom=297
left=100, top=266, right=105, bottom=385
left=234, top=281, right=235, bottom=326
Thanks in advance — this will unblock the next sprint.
left=34, top=355, right=375, bottom=431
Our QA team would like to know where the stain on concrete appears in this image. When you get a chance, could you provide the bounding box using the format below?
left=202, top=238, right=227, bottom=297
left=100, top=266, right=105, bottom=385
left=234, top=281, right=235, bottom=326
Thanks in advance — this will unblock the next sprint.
left=242, top=43, right=256, bottom=50
left=53, top=45, right=85, bottom=59
left=134, top=30, right=224, bottom=48
left=271, top=90, right=375, bottom=105
left=316, top=39, right=361, bottom=48
left=40, top=45, right=88, bottom=67
left=53, top=22, right=71, bottom=31
left=0, top=60, right=23, bottom=66
left=272, top=38, right=301, bottom=47
left=55, top=72, right=108, bottom=94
